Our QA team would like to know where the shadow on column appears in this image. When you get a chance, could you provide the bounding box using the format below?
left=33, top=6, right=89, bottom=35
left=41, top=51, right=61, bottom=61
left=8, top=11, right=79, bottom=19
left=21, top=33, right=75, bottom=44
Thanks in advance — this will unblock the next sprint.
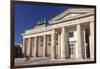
left=85, top=29, right=90, bottom=58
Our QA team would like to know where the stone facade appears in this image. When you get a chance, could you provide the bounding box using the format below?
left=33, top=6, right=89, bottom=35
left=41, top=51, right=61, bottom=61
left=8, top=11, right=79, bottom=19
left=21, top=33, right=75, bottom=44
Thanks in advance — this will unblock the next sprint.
left=22, top=8, right=95, bottom=60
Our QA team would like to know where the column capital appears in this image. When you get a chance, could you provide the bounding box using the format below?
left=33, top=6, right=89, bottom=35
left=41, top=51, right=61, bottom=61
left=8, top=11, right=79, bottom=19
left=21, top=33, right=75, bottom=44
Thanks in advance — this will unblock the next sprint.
left=90, top=21, right=94, bottom=23
left=62, top=26, right=65, bottom=29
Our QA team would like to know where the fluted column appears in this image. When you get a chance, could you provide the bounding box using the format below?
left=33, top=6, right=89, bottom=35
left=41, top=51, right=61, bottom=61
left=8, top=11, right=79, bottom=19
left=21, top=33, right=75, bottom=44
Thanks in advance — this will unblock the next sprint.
left=58, top=33, right=61, bottom=58
left=24, top=39, right=27, bottom=56
left=76, top=24, right=82, bottom=59
left=83, top=30, right=87, bottom=59
left=61, top=27, right=69, bottom=59
left=61, top=27, right=65, bottom=59
left=31, top=38, right=34, bottom=57
left=26, top=38, right=31, bottom=56
left=43, top=35, right=46, bottom=57
left=30, top=38, right=32, bottom=56
left=89, top=22, right=94, bottom=59
left=34, top=36, right=37, bottom=57
left=51, top=29, right=56, bottom=59
left=22, top=38, right=25, bottom=56
left=81, top=29, right=86, bottom=59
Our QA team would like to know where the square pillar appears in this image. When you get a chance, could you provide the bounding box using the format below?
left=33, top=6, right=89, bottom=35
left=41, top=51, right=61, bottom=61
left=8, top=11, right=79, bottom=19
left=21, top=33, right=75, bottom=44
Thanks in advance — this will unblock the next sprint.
left=51, top=29, right=56, bottom=59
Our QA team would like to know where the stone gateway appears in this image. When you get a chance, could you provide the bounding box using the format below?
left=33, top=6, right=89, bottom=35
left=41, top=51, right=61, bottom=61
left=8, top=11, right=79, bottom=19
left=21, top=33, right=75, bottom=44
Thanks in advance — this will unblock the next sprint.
left=22, top=8, right=95, bottom=60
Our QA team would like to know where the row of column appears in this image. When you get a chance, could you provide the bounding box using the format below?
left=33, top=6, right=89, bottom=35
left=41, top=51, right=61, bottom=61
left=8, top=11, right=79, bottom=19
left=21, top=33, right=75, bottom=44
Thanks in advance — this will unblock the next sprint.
left=23, top=21, right=94, bottom=59
left=51, top=27, right=70, bottom=59
left=76, top=22, right=94, bottom=59
left=51, top=22, right=94, bottom=59
left=23, top=35, right=48, bottom=57
left=23, top=28, right=69, bottom=59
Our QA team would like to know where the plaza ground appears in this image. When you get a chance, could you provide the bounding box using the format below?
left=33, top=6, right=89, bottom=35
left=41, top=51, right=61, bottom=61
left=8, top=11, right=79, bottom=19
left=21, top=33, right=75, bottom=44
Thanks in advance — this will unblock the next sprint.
left=15, top=57, right=94, bottom=66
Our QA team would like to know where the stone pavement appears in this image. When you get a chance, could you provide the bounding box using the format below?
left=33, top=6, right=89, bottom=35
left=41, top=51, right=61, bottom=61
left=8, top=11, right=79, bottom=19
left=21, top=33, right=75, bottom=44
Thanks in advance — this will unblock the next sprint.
left=15, top=57, right=94, bottom=66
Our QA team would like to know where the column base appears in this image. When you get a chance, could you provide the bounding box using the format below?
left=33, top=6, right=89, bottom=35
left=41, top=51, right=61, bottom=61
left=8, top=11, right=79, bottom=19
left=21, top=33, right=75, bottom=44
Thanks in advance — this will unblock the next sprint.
left=61, top=57, right=66, bottom=59
left=59, top=58, right=66, bottom=60
left=50, top=59, right=56, bottom=60
left=43, top=56, right=46, bottom=57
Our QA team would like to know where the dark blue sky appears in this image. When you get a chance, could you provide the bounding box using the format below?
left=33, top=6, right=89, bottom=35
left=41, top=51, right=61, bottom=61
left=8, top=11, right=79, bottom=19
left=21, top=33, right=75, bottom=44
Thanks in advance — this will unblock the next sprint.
left=15, top=3, right=85, bottom=44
